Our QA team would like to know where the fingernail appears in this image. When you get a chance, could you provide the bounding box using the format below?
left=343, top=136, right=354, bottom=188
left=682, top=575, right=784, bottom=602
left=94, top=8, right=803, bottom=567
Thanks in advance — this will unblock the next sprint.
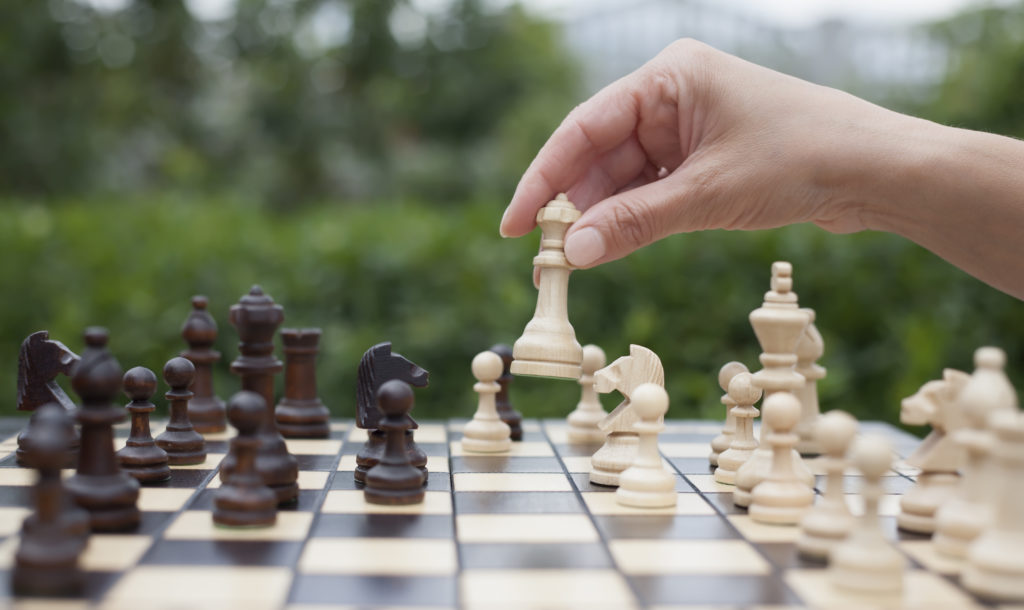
left=564, top=227, right=605, bottom=267
left=499, top=207, right=510, bottom=238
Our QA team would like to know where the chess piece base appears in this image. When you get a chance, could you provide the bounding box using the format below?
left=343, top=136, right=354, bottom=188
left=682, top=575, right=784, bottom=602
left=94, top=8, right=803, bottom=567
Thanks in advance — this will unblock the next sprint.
left=963, top=537, right=1024, bottom=601
left=462, top=436, right=511, bottom=453
left=275, top=400, right=330, bottom=439
left=616, top=487, right=676, bottom=508
left=188, top=396, right=227, bottom=434
left=65, top=473, right=140, bottom=532
left=830, top=545, right=905, bottom=594
left=897, top=471, right=958, bottom=534
left=120, top=461, right=171, bottom=483
left=797, top=511, right=854, bottom=560
left=214, top=487, right=278, bottom=528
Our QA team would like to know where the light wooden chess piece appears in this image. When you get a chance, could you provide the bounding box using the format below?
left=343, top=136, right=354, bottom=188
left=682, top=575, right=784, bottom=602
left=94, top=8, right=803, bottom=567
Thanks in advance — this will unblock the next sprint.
left=709, top=361, right=748, bottom=467
left=616, top=383, right=676, bottom=508
left=934, top=347, right=1018, bottom=558
left=567, top=344, right=608, bottom=444
left=830, top=435, right=905, bottom=595
left=897, top=368, right=970, bottom=534
left=798, top=410, right=858, bottom=559
left=463, top=351, right=512, bottom=453
left=510, top=194, right=583, bottom=380
left=749, top=392, right=814, bottom=525
left=589, top=345, right=664, bottom=487
left=794, top=308, right=825, bottom=456
left=963, top=409, right=1024, bottom=602
left=715, top=371, right=762, bottom=485
left=734, top=262, right=814, bottom=507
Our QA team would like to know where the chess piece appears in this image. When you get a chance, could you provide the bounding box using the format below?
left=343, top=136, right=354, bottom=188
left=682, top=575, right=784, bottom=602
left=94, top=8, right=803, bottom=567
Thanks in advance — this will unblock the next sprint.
left=220, top=285, right=299, bottom=505
left=830, top=435, right=906, bottom=594
left=749, top=392, right=815, bottom=525
left=155, top=357, right=207, bottom=465
left=64, top=327, right=140, bottom=532
left=365, top=380, right=426, bottom=505
left=616, top=383, right=676, bottom=508
left=275, top=328, right=330, bottom=438
left=934, top=347, right=1018, bottom=558
left=715, top=371, right=762, bottom=485
left=590, top=345, right=664, bottom=487
left=567, top=344, right=608, bottom=444
left=180, top=295, right=226, bottom=433
left=793, top=308, right=826, bottom=455
left=490, top=344, right=523, bottom=441
left=463, top=351, right=512, bottom=453
left=354, top=342, right=429, bottom=484
left=12, top=404, right=88, bottom=597
left=897, top=368, right=970, bottom=534
left=511, top=194, right=584, bottom=380
left=962, top=409, right=1024, bottom=601
left=214, top=391, right=277, bottom=528
left=710, top=361, right=749, bottom=466
left=116, top=366, right=171, bottom=482
left=16, top=330, right=80, bottom=468
left=797, top=410, right=858, bottom=559
left=734, top=262, right=814, bottom=507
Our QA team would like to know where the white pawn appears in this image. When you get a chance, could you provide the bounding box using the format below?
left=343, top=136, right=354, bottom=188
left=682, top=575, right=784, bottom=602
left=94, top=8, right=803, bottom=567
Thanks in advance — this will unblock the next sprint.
left=567, top=345, right=608, bottom=444
left=749, top=392, right=814, bottom=525
left=462, top=351, right=511, bottom=453
left=710, top=362, right=748, bottom=466
left=830, top=435, right=905, bottom=595
left=797, top=410, right=858, bottom=559
left=616, top=383, right=676, bottom=508
left=715, top=372, right=762, bottom=485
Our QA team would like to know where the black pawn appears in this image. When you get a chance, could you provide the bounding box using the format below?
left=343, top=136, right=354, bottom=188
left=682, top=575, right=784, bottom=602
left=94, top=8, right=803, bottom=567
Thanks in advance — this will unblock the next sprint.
left=13, top=404, right=89, bottom=597
left=155, top=357, right=207, bottom=465
left=17, top=400, right=78, bottom=470
left=215, top=391, right=277, bottom=527
left=365, top=380, right=425, bottom=505
left=64, top=327, right=140, bottom=532
left=116, top=367, right=170, bottom=482
left=490, top=344, right=523, bottom=441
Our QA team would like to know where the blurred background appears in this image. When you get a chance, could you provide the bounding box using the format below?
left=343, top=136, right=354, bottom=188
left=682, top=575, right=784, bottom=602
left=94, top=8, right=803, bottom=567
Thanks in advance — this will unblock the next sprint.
left=3, top=0, right=1024, bottom=429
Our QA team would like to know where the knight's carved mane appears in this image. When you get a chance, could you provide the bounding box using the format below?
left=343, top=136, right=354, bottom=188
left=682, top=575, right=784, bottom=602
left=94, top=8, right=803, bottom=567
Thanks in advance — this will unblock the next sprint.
left=355, top=342, right=428, bottom=429
left=356, top=343, right=390, bottom=428
left=598, top=345, right=664, bottom=432
left=17, top=331, right=78, bottom=412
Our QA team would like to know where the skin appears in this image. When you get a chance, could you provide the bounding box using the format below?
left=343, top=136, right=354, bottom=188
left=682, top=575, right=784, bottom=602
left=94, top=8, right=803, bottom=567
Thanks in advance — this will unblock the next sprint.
left=500, top=39, right=1024, bottom=300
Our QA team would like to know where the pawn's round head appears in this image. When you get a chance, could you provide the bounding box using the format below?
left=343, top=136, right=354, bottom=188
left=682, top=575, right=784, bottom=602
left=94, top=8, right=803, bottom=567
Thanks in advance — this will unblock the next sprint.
left=975, top=346, right=1006, bottom=370
left=851, top=435, right=893, bottom=478
left=472, top=350, right=503, bottom=383
left=191, top=295, right=208, bottom=310
left=227, top=391, right=266, bottom=436
left=631, top=383, right=669, bottom=421
left=581, top=344, right=607, bottom=375
left=762, top=392, right=801, bottom=432
left=718, top=361, right=749, bottom=392
left=377, top=379, right=414, bottom=417
left=163, top=357, right=196, bottom=389
left=727, top=372, right=761, bottom=406
left=816, top=410, right=858, bottom=457
left=123, top=367, right=158, bottom=401
left=83, top=326, right=108, bottom=348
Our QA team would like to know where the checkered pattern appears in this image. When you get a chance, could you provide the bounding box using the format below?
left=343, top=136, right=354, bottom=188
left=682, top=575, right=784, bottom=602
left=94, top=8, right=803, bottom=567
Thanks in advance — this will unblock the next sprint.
left=0, top=418, right=991, bottom=609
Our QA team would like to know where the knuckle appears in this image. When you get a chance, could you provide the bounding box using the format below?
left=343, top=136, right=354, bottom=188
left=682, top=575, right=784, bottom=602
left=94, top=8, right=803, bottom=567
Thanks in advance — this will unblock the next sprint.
left=609, top=198, right=657, bottom=248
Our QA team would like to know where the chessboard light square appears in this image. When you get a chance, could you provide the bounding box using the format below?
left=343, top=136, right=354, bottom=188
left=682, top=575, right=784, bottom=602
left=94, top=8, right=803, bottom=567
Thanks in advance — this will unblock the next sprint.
left=664, top=423, right=720, bottom=435
left=285, top=439, right=342, bottom=456
left=581, top=492, right=714, bottom=516
left=348, top=424, right=447, bottom=444
left=900, top=540, right=965, bottom=575
left=0, top=507, right=31, bottom=536
left=81, top=535, right=153, bottom=571
left=299, top=538, right=457, bottom=575
left=321, top=490, right=452, bottom=515
left=201, top=428, right=238, bottom=442
left=543, top=424, right=569, bottom=444
left=0, top=468, right=40, bottom=487
left=138, top=487, right=194, bottom=512
left=560, top=456, right=592, bottom=473
left=684, top=474, right=736, bottom=493
left=844, top=493, right=902, bottom=517
left=453, top=473, right=571, bottom=492
left=658, top=443, right=710, bottom=459
left=336, top=454, right=449, bottom=473
left=726, top=515, right=800, bottom=543
left=171, top=453, right=225, bottom=470
left=456, top=514, right=598, bottom=543
left=461, top=569, right=637, bottom=609
left=205, top=469, right=328, bottom=491
left=164, top=510, right=313, bottom=541
left=450, top=441, right=554, bottom=457
left=805, top=456, right=901, bottom=477
left=104, top=566, right=292, bottom=609
left=785, top=568, right=981, bottom=610
left=609, top=539, right=771, bottom=575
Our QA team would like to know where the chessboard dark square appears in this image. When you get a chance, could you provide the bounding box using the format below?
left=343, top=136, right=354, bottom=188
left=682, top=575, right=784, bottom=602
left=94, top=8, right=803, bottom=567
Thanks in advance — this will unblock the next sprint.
left=460, top=542, right=613, bottom=569
left=311, top=513, right=453, bottom=539
left=631, top=573, right=801, bottom=606
left=450, top=456, right=562, bottom=473
left=595, top=515, right=743, bottom=540
left=454, top=491, right=583, bottom=514
left=668, top=457, right=718, bottom=474
left=0, top=486, right=28, bottom=507
left=0, top=569, right=122, bottom=604
left=294, top=454, right=336, bottom=471
left=289, top=574, right=456, bottom=606
left=700, top=492, right=747, bottom=515
left=141, top=540, right=304, bottom=566
left=329, top=472, right=451, bottom=492
left=144, top=468, right=215, bottom=489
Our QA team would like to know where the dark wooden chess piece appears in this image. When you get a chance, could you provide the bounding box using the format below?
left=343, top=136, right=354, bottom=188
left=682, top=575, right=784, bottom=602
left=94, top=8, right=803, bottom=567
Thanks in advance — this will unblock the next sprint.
left=64, top=327, right=140, bottom=532
left=355, top=342, right=429, bottom=484
left=364, top=380, right=426, bottom=505
left=116, top=367, right=171, bottom=482
left=12, top=404, right=89, bottom=597
left=219, top=285, right=298, bottom=505
left=275, top=328, right=330, bottom=438
left=490, top=344, right=523, bottom=441
left=17, top=330, right=80, bottom=468
left=155, top=357, right=207, bottom=465
left=181, top=295, right=226, bottom=433
left=215, top=391, right=277, bottom=527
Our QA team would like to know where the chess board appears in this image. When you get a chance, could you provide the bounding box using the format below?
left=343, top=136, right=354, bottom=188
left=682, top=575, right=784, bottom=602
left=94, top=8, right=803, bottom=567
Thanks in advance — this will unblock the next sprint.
left=0, top=417, right=994, bottom=609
